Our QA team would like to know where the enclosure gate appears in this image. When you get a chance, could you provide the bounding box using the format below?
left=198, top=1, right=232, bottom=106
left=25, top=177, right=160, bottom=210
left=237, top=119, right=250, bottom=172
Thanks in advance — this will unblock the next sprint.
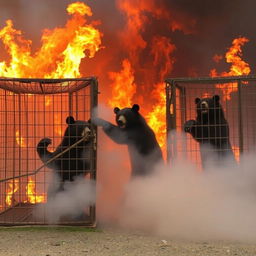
left=0, top=77, right=98, bottom=226
left=165, top=75, right=256, bottom=167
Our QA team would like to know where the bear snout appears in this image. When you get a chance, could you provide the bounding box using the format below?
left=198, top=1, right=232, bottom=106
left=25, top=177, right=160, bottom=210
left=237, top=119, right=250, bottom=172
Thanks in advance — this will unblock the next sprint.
left=200, top=101, right=209, bottom=113
left=117, top=115, right=126, bottom=128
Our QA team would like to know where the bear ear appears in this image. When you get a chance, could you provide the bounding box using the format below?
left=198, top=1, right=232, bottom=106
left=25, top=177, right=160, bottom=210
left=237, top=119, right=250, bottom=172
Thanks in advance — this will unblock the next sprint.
left=66, top=116, right=75, bottom=124
left=132, top=104, right=140, bottom=112
left=195, top=98, right=200, bottom=104
left=213, top=95, right=220, bottom=102
left=114, top=107, right=120, bottom=114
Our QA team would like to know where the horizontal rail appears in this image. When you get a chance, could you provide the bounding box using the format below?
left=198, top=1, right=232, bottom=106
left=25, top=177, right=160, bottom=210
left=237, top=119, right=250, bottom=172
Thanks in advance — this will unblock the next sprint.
left=165, top=74, right=256, bottom=84
left=0, top=134, right=95, bottom=183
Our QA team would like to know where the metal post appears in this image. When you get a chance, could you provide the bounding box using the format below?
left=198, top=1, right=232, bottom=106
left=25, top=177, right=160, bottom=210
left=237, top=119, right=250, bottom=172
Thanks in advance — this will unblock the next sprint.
left=238, top=79, right=244, bottom=154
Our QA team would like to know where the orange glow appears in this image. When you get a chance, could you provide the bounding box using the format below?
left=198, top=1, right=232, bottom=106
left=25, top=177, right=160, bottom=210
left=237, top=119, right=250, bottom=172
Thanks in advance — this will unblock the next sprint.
left=0, top=2, right=102, bottom=78
left=6, top=179, right=19, bottom=206
left=15, top=130, right=26, bottom=148
left=108, top=59, right=136, bottom=109
left=25, top=178, right=46, bottom=204
left=211, top=37, right=250, bottom=100
left=202, top=92, right=211, bottom=98
left=54, top=114, right=64, bottom=137
left=232, top=146, right=240, bottom=163
left=45, top=96, right=52, bottom=107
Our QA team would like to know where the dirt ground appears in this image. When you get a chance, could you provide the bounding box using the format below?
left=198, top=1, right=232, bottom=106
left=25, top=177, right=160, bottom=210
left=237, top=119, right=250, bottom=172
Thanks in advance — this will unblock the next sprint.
left=0, top=226, right=256, bottom=256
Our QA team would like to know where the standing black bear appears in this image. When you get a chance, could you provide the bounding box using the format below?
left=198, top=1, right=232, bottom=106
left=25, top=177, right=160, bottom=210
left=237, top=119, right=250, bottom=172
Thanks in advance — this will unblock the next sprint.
left=184, top=95, right=235, bottom=168
left=37, top=116, right=93, bottom=195
left=93, top=104, right=163, bottom=177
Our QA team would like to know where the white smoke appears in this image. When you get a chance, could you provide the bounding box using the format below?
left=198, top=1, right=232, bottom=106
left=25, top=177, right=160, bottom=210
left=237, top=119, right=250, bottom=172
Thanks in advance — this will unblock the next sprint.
left=116, top=132, right=256, bottom=242
left=35, top=175, right=96, bottom=224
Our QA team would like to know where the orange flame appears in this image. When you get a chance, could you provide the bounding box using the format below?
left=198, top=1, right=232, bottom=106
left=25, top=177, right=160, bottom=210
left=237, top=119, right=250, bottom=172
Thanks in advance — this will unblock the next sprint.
left=0, top=1, right=102, bottom=78
left=15, top=130, right=26, bottom=148
left=212, top=37, right=251, bottom=100
left=146, top=83, right=166, bottom=148
left=146, top=37, right=176, bottom=153
left=108, top=59, right=136, bottom=109
left=6, top=179, right=19, bottom=206
left=25, top=178, right=46, bottom=204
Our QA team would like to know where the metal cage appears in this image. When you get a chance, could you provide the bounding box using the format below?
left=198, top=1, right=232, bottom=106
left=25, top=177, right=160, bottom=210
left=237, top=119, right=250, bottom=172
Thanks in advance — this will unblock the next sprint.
left=166, top=75, right=256, bottom=168
left=0, top=77, right=98, bottom=226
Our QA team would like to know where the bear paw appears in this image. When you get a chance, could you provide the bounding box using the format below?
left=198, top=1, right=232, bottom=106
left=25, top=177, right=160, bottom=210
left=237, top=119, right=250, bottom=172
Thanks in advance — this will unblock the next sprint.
left=184, top=120, right=196, bottom=133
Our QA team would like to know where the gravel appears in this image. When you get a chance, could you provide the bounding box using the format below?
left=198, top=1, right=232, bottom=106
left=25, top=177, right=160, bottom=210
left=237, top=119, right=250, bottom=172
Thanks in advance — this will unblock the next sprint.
left=0, top=226, right=256, bottom=256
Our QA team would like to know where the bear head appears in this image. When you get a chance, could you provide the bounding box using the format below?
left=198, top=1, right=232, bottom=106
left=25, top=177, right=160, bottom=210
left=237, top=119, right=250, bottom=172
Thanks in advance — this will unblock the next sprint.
left=195, top=95, right=224, bottom=122
left=113, top=104, right=142, bottom=129
left=63, top=116, right=92, bottom=144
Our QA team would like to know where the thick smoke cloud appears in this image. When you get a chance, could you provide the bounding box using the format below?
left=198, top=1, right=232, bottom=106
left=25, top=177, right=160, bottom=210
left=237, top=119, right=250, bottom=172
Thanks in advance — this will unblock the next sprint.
left=118, top=143, right=256, bottom=242
left=35, top=175, right=96, bottom=224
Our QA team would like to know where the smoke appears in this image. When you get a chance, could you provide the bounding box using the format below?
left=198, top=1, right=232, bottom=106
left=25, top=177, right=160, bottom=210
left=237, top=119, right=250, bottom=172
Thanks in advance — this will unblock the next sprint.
left=117, top=137, right=256, bottom=242
left=92, top=104, right=131, bottom=222
left=35, top=175, right=96, bottom=224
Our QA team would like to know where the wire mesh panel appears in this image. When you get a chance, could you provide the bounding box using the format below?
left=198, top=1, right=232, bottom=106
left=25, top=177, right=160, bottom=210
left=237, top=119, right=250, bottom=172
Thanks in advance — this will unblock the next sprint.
left=166, top=75, right=256, bottom=169
left=0, top=77, right=98, bottom=226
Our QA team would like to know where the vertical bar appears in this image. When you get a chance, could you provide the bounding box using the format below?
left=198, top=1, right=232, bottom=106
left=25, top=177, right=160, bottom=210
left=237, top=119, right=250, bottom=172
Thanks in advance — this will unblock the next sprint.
left=166, top=80, right=177, bottom=164
left=166, top=81, right=171, bottom=162
left=238, top=79, right=244, bottom=154
left=89, top=78, right=98, bottom=226
left=68, top=92, right=73, bottom=116
left=18, top=94, right=21, bottom=204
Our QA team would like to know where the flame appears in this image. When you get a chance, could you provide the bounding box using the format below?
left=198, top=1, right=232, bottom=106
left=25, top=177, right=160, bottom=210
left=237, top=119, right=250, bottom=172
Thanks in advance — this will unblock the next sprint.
left=108, top=59, right=136, bottom=109
left=211, top=37, right=250, bottom=100
left=146, top=83, right=166, bottom=148
left=146, top=37, right=176, bottom=153
left=0, top=2, right=102, bottom=78
left=15, top=130, right=26, bottom=148
left=6, top=179, right=19, bottom=206
left=25, top=178, right=46, bottom=204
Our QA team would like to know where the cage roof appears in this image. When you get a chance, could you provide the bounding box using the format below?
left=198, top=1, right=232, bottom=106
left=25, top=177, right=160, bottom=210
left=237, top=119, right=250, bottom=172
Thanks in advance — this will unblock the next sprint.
left=0, top=77, right=96, bottom=94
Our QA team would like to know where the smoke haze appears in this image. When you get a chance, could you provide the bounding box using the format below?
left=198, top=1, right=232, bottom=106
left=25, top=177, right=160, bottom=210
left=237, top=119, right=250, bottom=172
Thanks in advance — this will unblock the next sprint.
left=118, top=149, right=256, bottom=242
left=35, top=175, right=96, bottom=223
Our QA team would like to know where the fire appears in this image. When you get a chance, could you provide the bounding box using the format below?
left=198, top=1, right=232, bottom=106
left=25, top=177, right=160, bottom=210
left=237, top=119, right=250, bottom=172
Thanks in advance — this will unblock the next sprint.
left=0, top=1, right=103, bottom=207
left=15, top=130, right=26, bottom=148
left=25, top=178, right=46, bottom=204
left=0, top=2, right=102, bottom=78
left=146, top=83, right=166, bottom=148
left=146, top=37, right=176, bottom=152
left=211, top=37, right=251, bottom=100
left=6, top=179, right=19, bottom=206
left=108, top=59, right=136, bottom=109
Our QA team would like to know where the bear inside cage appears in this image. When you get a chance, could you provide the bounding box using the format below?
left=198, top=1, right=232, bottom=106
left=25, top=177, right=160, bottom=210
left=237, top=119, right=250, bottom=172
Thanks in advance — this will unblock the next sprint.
left=0, top=77, right=98, bottom=226
left=166, top=75, right=256, bottom=170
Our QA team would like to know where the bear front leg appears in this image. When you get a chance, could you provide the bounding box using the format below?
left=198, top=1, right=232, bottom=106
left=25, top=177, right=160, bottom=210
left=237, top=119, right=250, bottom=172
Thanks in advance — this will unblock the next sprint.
left=91, top=117, right=112, bottom=129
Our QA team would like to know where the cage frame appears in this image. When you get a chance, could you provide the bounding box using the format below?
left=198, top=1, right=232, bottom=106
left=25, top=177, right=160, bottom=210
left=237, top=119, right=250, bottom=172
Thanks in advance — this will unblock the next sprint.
left=0, top=76, right=98, bottom=227
left=165, top=74, right=256, bottom=163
